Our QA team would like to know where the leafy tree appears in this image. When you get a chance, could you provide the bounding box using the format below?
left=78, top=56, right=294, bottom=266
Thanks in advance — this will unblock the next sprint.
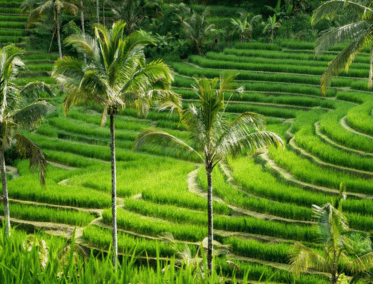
left=180, top=8, right=214, bottom=55
left=107, top=0, right=162, bottom=35
left=290, top=187, right=373, bottom=284
left=262, top=15, right=281, bottom=43
left=134, top=73, right=283, bottom=273
left=21, top=0, right=82, bottom=58
left=231, top=12, right=262, bottom=42
left=0, top=45, right=53, bottom=236
left=52, top=21, right=180, bottom=266
left=311, top=0, right=373, bottom=95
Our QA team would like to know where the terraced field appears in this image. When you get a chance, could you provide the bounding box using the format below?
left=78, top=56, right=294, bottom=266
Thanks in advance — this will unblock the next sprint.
left=3, top=1, right=373, bottom=283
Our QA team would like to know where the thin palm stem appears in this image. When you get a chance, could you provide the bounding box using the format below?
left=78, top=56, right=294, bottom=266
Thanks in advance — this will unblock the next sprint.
left=206, top=165, right=213, bottom=274
left=110, top=112, right=118, bottom=267
left=0, top=150, right=10, bottom=236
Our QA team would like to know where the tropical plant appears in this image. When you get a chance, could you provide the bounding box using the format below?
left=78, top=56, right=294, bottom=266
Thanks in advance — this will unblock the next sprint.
left=231, top=12, right=262, bottom=42
left=52, top=20, right=180, bottom=267
left=0, top=45, right=53, bottom=237
left=262, top=15, right=281, bottom=44
left=290, top=187, right=373, bottom=284
left=107, top=0, right=162, bottom=35
left=311, top=0, right=373, bottom=95
left=180, top=8, right=214, bottom=55
left=21, top=0, right=82, bottom=58
left=134, top=73, right=284, bottom=273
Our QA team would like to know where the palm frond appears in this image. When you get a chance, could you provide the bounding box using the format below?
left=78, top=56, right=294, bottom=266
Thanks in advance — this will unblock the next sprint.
left=290, top=242, right=329, bottom=277
left=216, top=130, right=283, bottom=160
left=64, top=33, right=98, bottom=60
left=219, top=72, right=238, bottom=95
left=313, top=203, right=349, bottom=244
left=320, top=31, right=372, bottom=95
left=11, top=101, right=55, bottom=128
left=19, top=81, right=54, bottom=99
left=14, top=132, right=47, bottom=185
left=315, top=21, right=370, bottom=55
left=134, top=129, right=204, bottom=162
left=312, top=0, right=373, bottom=25
left=52, top=56, right=84, bottom=80
left=121, top=59, right=173, bottom=94
left=26, top=1, right=52, bottom=28
left=60, top=1, right=80, bottom=16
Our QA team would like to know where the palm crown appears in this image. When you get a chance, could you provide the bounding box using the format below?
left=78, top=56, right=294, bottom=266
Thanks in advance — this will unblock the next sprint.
left=52, top=20, right=180, bottom=266
left=135, top=73, right=284, bottom=272
left=312, top=0, right=373, bottom=94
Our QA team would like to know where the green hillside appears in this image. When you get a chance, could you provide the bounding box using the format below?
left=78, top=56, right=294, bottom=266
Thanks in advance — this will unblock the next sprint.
left=1, top=0, right=373, bottom=283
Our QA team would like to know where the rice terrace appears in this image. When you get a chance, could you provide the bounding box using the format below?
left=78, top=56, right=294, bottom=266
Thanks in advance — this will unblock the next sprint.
left=3, top=0, right=373, bottom=283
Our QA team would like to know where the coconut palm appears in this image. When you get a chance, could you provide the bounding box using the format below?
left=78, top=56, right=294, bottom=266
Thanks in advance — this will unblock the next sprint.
left=21, top=0, right=82, bottom=58
left=134, top=73, right=284, bottom=273
left=231, top=12, right=262, bottom=42
left=0, top=45, right=53, bottom=237
left=52, top=20, right=180, bottom=267
left=311, top=0, right=373, bottom=95
left=290, top=188, right=373, bottom=284
left=180, top=8, right=214, bottom=55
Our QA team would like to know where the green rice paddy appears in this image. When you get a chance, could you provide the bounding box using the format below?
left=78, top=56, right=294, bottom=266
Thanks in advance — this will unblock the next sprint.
left=2, top=3, right=373, bottom=281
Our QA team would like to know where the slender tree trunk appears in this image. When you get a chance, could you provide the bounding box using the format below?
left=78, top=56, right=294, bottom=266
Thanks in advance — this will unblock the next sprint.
left=48, top=28, right=56, bottom=53
left=271, top=28, right=274, bottom=44
left=110, top=112, right=118, bottom=267
left=206, top=165, right=213, bottom=274
left=96, top=0, right=99, bottom=24
left=330, top=274, right=338, bottom=284
left=81, top=1, right=87, bottom=64
left=102, top=0, right=105, bottom=26
left=0, top=150, right=10, bottom=237
left=368, top=47, right=373, bottom=89
left=56, top=11, right=62, bottom=58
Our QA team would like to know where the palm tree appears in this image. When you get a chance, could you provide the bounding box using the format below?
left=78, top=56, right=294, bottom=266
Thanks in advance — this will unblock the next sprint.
left=311, top=0, right=373, bottom=95
left=0, top=45, right=53, bottom=236
left=290, top=187, right=373, bottom=284
left=107, top=0, right=162, bottom=36
left=21, top=0, right=82, bottom=58
left=52, top=20, right=180, bottom=267
left=231, top=12, right=262, bottom=42
left=134, top=73, right=284, bottom=273
left=180, top=8, right=214, bottom=55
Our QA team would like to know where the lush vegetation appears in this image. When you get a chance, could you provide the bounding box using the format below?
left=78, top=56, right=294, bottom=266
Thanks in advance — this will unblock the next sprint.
left=2, top=0, right=373, bottom=283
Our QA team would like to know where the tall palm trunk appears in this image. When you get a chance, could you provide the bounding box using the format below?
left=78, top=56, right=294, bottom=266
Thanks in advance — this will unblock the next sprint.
left=110, top=112, right=118, bottom=267
left=368, top=46, right=373, bottom=89
left=56, top=10, right=62, bottom=58
left=0, top=150, right=10, bottom=236
left=102, top=0, right=105, bottom=26
left=206, top=164, right=213, bottom=273
left=271, top=28, right=274, bottom=44
left=80, top=1, right=86, bottom=64
left=96, top=0, right=99, bottom=23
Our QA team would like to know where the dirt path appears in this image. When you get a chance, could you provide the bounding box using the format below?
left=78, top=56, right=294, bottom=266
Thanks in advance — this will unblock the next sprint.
left=288, top=136, right=373, bottom=178
left=259, top=151, right=371, bottom=200
left=340, top=116, right=373, bottom=139
left=315, top=122, right=373, bottom=158
left=187, top=168, right=313, bottom=225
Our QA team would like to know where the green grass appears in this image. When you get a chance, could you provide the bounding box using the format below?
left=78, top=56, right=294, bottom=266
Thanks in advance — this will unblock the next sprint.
left=189, top=54, right=367, bottom=80
left=83, top=225, right=197, bottom=258
left=197, top=165, right=313, bottom=221
left=6, top=165, right=111, bottom=208
left=0, top=202, right=95, bottom=226
left=294, top=125, right=373, bottom=172
left=103, top=208, right=207, bottom=242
